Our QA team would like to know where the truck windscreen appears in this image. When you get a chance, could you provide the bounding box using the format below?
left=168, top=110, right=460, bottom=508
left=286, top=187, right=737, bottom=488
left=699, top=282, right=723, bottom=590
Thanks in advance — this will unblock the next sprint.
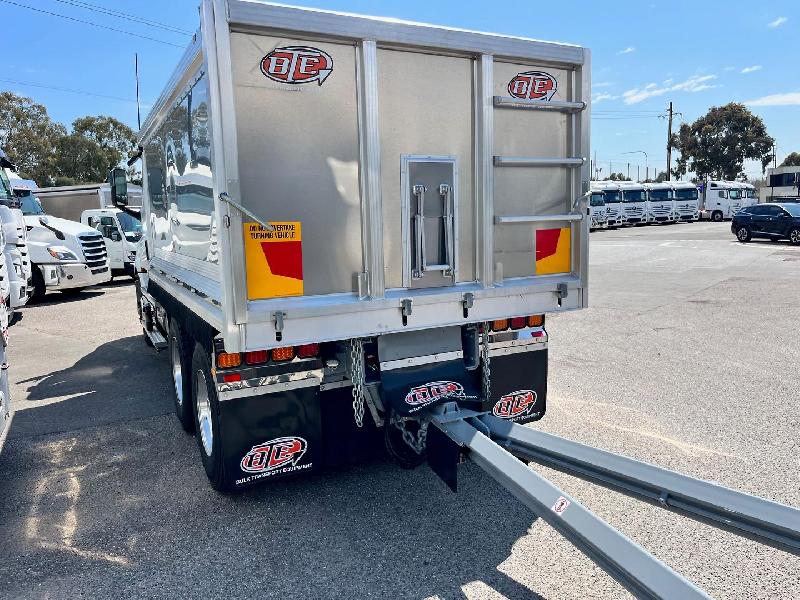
left=590, top=193, right=605, bottom=206
left=603, top=191, right=621, bottom=203
left=648, top=190, right=671, bottom=200
left=674, top=189, right=698, bottom=200
left=622, top=190, right=646, bottom=202
left=15, top=190, right=45, bottom=215
left=117, top=211, right=142, bottom=234
left=0, top=169, right=13, bottom=201
left=729, top=190, right=741, bottom=199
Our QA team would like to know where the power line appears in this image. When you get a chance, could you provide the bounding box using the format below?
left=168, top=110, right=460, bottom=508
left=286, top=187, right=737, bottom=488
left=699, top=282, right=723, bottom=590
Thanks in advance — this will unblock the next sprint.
left=0, top=76, right=143, bottom=103
left=0, top=0, right=183, bottom=47
left=52, top=0, right=192, bottom=35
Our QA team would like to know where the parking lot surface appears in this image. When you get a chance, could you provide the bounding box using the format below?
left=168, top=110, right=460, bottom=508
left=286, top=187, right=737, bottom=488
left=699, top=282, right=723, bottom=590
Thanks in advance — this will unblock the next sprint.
left=1, top=221, right=798, bottom=599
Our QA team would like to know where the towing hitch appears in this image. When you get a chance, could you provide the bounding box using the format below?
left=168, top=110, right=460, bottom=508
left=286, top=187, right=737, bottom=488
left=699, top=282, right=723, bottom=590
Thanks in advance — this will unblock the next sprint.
left=425, top=402, right=800, bottom=600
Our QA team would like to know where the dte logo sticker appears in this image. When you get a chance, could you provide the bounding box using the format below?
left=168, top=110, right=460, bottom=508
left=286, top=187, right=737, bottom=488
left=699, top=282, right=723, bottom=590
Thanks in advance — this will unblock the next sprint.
left=508, top=71, right=557, bottom=101
left=260, top=46, right=333, bottom=86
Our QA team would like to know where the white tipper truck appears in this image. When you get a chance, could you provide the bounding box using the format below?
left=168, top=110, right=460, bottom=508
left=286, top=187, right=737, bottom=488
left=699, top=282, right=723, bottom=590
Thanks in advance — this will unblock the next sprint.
left=7, top=176, right=111, bottom=302
left=117, top=4, right=800, bottom=597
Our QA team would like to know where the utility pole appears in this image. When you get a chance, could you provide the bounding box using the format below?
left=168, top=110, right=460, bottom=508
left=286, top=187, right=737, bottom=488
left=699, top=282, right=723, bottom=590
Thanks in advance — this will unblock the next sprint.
left=637, top=165, right=640, bottom=182
left=666, top=101, right=673, bottom=181
left=627, top=162, right=630, bottom=180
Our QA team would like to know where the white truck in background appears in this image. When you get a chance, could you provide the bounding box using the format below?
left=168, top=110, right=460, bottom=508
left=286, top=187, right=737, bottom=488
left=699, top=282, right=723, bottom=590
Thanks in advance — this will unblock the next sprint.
left=644, top=182, right=675, bottom=224
left=35, top=183, right=143, bottom=278
left=0, top=212, right=11, bottom=454
left=6, top=175, right=111, bottom=302
left=699, top=180, right=742, bottom=221
left=672, top=181, right=700, bottom=222
left=589, top=188, right=607, bottom=229
left=740, top=182, right=758, bottom=207
left=0, top=154, right=32, bottom=311
left=591, top=181, right=622, bottom=226
left=618, top=182, right=647, bottom=225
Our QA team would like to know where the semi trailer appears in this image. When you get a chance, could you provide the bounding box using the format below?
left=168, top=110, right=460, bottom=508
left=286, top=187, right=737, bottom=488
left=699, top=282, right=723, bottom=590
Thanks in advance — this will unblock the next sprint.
left=123, top=2, right=799, bottom=597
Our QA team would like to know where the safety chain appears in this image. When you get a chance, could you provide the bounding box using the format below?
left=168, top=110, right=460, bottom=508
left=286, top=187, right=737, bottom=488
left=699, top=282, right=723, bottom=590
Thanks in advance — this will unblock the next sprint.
left=349, top=338, right=366, bottom=428
left=481, top=322, right=491, bottom=401
left=394, top=418, right=428, bottom=455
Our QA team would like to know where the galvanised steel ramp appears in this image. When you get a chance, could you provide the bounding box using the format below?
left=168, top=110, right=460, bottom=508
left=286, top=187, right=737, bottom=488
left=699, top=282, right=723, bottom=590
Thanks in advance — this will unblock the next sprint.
left=426, top=404, right=800, bottom=600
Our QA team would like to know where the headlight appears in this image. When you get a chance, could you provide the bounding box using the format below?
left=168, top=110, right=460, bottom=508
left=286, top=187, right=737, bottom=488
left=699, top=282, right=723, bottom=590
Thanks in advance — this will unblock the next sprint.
left=47, top=246, right=78, bottom=261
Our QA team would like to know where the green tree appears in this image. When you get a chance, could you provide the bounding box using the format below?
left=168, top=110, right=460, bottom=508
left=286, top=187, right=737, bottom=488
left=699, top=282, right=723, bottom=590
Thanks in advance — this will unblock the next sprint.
left=654, top=171, right=669, bottom=183
left=780, top=152, right=800, bottom=167
left=0, top=91, right=66, bottom=185
left=53, top=134, right=107, bottom=184
left=607, top=172, right=631, bottom=181
left=72, top=115, right=137, bottom=170
left=674, top=103, right=774, bottom=180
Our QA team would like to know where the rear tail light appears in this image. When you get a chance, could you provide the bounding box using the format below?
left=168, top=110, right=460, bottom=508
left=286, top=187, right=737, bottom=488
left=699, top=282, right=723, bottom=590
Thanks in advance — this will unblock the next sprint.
left=222, top=373, right=242, bottom=383
left=491, top=319, right=509, bottom=331
left=510, top=317, right=526, bottom=330
left=527, top=314, right=544, bottom=328
left=297, top=343, right=320, bottom=358
left=245, top=350, right=269, bottom=365
left=271, top=346, right=295, bottom=362
left=216, top=352, right=241, bottom=369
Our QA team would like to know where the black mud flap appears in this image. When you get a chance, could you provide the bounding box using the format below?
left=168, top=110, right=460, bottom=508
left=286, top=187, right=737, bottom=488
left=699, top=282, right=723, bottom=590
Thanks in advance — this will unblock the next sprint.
left=219, top=385, right=322, bottom=489
left=379, top=359, right=481, bottom=417
left=482, top=347, right=548, bottom=424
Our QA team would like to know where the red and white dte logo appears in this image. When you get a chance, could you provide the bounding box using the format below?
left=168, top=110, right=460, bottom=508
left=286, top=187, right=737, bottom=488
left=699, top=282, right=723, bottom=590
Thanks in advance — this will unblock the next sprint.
left=493, top=390, right=538, bottom=419
left=260, top=46, right=333, bottom=86
left=507, top=71, right=557, bottom=101
left=240, top=436, right=308, bottom=473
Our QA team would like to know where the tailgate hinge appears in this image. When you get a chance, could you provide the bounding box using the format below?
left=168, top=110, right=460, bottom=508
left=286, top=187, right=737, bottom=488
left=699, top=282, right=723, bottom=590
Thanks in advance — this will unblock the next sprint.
left=400, top=299, right=412, bottom=326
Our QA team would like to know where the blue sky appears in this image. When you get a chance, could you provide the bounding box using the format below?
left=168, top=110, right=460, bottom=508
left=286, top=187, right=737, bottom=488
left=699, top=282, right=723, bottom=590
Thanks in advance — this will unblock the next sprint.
left=1, top=0, right=797, bottom=179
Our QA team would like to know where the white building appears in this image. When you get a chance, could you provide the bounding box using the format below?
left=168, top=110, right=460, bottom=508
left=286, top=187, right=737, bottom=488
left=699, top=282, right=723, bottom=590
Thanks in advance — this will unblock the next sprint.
left=760, top=166, right=800, bottom=203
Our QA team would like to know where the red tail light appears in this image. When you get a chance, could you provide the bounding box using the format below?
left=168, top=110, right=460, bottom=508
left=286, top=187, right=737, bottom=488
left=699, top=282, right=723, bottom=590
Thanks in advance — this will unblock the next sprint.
left=510, top=317, right=526, bottom=330
left=245, top=350, right=269, bottom=365
left=222, top=373, right=242, bottom=383
left=297, top=343, right=320, bottom=358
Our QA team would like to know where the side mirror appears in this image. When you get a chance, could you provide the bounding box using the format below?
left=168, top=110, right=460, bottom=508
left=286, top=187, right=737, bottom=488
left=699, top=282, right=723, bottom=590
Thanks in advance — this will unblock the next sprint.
left=110, top=230, right=122, bottom=242
left=88, top=216, right=98, bottom=228
left=108, top=167, right=128, bottom=207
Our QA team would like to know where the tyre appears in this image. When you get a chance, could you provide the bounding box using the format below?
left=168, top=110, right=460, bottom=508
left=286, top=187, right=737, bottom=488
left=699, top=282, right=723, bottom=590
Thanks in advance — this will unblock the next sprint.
left=169, top=318, right=194, bottom=432
left=30, top=266, right=46, bottom=303
left=735, top=225, right=752, bottom=243
left=789, top=227, right=800, bottom=246
left=711, top=211, right=723, bottom=222
left=192, top=343, right=228, bottom=491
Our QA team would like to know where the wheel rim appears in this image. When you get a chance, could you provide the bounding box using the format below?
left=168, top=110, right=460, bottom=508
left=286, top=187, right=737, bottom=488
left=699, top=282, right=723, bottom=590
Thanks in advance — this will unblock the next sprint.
left=195, top=369, right=213, bottom=456
left=738, top=228, right=748, bottom=241
left=171, top=338, right=183, bottom=407
left=792, top=230, right=800, bottom=244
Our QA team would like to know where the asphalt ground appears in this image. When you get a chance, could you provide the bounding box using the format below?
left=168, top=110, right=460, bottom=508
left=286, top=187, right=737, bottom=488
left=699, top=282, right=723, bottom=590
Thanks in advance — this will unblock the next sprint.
left=1, top=221, right=798, bottom=599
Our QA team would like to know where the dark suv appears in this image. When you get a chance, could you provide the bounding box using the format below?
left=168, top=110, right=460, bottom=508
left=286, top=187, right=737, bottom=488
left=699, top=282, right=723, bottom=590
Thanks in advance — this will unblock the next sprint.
left=731, top=203, right=800, bottom=244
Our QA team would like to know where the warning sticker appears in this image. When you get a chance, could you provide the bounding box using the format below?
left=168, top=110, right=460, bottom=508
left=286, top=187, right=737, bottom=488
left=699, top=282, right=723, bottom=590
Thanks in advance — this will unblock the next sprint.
left=551, top=496, right=571, bottom=516
left=243, top=222, right=303, bottom=300
left=535, top=227, right=571, bottom=275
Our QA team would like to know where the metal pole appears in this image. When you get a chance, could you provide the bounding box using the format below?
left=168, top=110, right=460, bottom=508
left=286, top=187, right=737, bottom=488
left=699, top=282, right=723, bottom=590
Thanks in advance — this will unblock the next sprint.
left=666, top=101, right=673, bottom=181
left=135, top=53, right=141, bottom=131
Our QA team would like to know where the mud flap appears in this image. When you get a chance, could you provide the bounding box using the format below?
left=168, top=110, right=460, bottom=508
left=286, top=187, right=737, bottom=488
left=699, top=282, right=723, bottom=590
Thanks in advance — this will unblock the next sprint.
left=482, top=348, right=548, bottom=424
left=379, top=359, right=481, bottom=416
left=219, top=385, right=322, bottom=489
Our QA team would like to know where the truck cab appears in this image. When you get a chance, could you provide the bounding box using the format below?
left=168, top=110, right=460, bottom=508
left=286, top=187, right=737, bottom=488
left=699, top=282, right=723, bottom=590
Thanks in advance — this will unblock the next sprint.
left=10, top=182, right=111, bottom=302
left=0, top=161, right=30, bottom=309
left=81, top=208, right=141, bottom=277
left=618, top=182, right=647, bottom=225
left=672, top=181, right=700, bottom=221
left=644, top=182, right=675, bottom=224
left=700, top=181, right=742, bottom=221
left=740, top=182, right=758, bottom=208
left=589, top=189, right=607, bottom=230
left=591, top=182, right=622, bottom=227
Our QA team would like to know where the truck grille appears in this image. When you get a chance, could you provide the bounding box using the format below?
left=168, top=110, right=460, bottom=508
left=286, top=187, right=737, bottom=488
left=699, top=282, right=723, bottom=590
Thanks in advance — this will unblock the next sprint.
left=78, top=232, right=108, bottom=272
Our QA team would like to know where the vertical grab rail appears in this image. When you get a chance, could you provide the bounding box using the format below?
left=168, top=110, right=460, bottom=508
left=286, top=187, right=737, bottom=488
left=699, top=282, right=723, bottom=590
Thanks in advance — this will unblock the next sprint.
left=412, top=184, right=426, bottom=279
left=440, top=183, right=454, bottom=276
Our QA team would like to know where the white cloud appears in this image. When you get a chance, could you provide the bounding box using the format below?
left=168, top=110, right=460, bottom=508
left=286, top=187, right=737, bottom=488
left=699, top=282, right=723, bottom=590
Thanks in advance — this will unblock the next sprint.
left=593, top=92, right=619, bottom=104
left=745, top=91, right=800, bottom=106
left=621, top=74, right=718, bottom=104
left=594, top=81, right=615, bottom=89
left=723, top=66, right=736, bottom=72
left=768, top=16, right=787, bottom=28
left=617, top=47, right=635, bottom=55
left=741, top=65, right=762, bottom=74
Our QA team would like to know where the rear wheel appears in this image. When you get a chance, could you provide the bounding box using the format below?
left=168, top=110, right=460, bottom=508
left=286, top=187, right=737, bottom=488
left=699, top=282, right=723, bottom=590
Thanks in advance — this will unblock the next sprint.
left=30, top=267, right=46, bottom=303
left=192, top=343, right=227, bottom=491
left=711, top=211, right=723, bottom=222
left=789, top=227, right=800, bottom=246
left=169, top=318, right=194, bottom=432
left=736, top=226, right=752, bottom=243
left=384, top=415, right=426, bottom=469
